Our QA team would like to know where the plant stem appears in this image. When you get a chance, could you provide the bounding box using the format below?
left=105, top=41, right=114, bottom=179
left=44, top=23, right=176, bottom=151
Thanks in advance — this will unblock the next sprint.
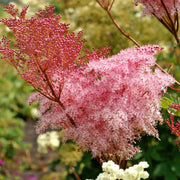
left=71, top=167, right=81, bottom=180
left=160, top=0, right=180, bottom=47
left=155, top=60, right=180, bottom=86
left=34, top=56, right=77, bottom=128
left=106, top=9, right=140, bottom=47
left=96, top=1, right=180, bottom=86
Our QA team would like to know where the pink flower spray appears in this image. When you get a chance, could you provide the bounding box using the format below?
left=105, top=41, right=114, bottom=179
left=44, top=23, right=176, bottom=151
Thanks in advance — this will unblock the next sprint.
left=135, top=0, right=180, bottom=45
left=0, top=4, right=175, bottom=162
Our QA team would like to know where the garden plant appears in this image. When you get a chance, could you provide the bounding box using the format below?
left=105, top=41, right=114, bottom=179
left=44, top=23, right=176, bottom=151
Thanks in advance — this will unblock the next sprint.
left=0, top=0, right=180, bottom=179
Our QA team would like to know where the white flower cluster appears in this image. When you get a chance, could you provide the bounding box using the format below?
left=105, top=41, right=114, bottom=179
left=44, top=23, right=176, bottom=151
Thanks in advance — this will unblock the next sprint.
left=96, top=160, right=149, bottom=180
left=30, top=108, right=40, bottom=119
left=37, top=131, right=60, bottom=153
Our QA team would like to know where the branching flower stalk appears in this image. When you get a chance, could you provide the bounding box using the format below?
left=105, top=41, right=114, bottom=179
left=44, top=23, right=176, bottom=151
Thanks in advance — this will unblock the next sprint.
left=0, top=4, right=110, bottom=131
left=34, top=55, right=77, bottom=127
left=159, top=0, right=180, bottom=45
left=95, top=0, right=115, bottom=12
left=135, top=0, right=180, bottom=47
left=96, top=0, right=180, bottom=87
left=96, top=0, right=140, bottom=47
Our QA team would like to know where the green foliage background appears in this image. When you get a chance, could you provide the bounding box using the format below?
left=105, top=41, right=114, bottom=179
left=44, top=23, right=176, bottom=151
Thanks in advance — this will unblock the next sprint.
left=0, top=0, right=180, bottom=179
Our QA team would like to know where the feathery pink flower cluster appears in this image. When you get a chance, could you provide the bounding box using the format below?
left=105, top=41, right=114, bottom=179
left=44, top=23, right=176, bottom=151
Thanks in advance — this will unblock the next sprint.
left=60, top=45, right=175, bottom=159
left=0, top=4, right=175, bottom=160
left=0, top=4, right=109, bottom=101
left=135, top=0, right=180, bottom=18
left=30, top=45, right=175, bottom=159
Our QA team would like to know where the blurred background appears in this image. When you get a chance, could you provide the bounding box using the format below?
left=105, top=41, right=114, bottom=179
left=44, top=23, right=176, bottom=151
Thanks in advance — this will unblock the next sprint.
left=0, top=0, right=180, bottom=179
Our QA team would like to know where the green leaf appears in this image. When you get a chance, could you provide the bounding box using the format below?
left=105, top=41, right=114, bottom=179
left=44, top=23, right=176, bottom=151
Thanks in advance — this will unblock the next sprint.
left=49, top=159, right=61, bottom=171
left=168, top=161, right=180, bottom=176
left=150, top=146, right=166, bottom=161
left=5, top=144, right=16, bottom=159
left=153, top=162, right=168, bottom=177
left=165, top=168, right=178, bottom=180
left=16, top=139, right=30, bottom=150
left=161, top=97, right=173, bottom=109
left=161, top=95, right=180, bottom=117
left=166, top=95, right=180, bottom=104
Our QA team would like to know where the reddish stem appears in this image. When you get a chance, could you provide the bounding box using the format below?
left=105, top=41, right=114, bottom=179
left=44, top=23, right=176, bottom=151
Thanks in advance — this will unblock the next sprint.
left=71, top=167, right=81, bottom=180
left=160, top=0, right=180, bottom=47
left=35, top=56, right=77, bottom=128
left=170, top=86, right=180, bottom=92
left=106, top=9, right=141, bottom=47
left=96, top=1, right=180, bottom=86
left=155, top=63, right=180, bottom=86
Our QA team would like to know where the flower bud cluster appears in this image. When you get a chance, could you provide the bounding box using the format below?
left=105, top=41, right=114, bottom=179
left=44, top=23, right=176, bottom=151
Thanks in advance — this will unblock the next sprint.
left=96, top=160, right=149, bottom=180
left=37, top=131, right=60, bottom=153
left=135, top=0, right=180, bottom=18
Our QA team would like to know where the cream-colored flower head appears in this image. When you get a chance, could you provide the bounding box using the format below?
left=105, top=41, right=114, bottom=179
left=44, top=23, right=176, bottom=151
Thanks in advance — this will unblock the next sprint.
left=94, top=160, right=149, bottom=180
left=37, top=131, right=60, bottom=153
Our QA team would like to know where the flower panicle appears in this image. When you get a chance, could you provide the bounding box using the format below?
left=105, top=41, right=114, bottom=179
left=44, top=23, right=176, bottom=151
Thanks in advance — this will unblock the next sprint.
left=0, top=4, right=109, bottom=101
left=96, top=0, right=115, bottom=11
left=165, top=103, right=180, bottom=149
left=135, top=0, right=180, bottom=45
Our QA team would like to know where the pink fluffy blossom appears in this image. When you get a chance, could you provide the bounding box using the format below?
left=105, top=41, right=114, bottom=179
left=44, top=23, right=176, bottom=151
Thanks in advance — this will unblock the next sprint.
left=135, top=0, right=180, bottom=18
left=31, top=45, right=174, bottom=159
left=0, top=4, right=175, bottom=160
